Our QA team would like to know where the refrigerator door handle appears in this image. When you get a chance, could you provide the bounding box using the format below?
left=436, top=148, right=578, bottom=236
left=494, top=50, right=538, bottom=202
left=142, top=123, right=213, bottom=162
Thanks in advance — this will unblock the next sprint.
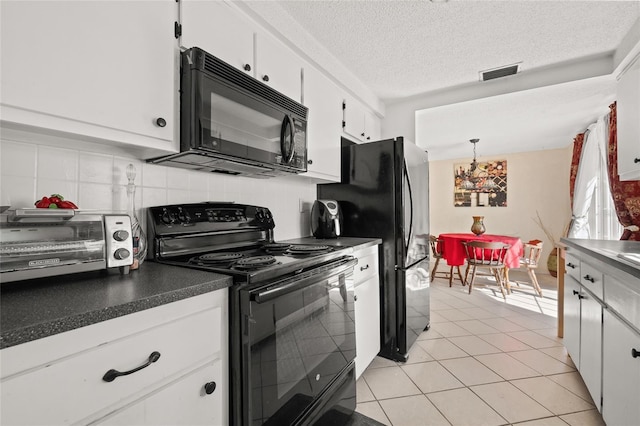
left=396, top=254, right=429, bottom=271
left=403, top=161, right=414, bottom=263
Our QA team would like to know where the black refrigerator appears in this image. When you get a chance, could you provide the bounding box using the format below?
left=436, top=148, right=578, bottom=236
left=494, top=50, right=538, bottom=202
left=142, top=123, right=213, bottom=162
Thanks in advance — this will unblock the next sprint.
left=318, top=137, right=430, bottom=362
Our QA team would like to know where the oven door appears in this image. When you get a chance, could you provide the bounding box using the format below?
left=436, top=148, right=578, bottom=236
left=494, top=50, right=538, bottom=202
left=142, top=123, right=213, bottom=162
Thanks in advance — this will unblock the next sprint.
left=242, top=257, right=357, bottom=426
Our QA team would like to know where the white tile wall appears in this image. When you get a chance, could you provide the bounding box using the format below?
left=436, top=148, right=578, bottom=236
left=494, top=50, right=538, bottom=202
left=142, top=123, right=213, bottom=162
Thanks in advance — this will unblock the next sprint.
left=0, top=139, right=318, bottom=240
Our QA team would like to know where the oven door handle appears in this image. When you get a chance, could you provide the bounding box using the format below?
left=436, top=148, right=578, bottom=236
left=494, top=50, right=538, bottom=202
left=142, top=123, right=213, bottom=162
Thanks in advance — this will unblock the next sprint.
left=251, top=257, right=357, bottom=304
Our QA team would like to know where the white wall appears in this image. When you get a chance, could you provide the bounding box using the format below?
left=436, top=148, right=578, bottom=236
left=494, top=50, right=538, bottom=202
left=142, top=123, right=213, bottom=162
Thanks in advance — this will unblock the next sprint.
left=0, top=137, right=317, bottom=241
left=429, top=147, right=572, bottom=269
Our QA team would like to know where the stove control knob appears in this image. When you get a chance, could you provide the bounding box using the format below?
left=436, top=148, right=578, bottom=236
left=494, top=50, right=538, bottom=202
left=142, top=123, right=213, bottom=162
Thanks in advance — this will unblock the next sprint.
left=265, top=211, right=272, bottom=220
left=256, top=211, right=264, bottom=220
left=113, top=230, right=129, bottom=241
left=114, top=248, right=131, bottom=260
left=177, top=209, right=190, bottom=223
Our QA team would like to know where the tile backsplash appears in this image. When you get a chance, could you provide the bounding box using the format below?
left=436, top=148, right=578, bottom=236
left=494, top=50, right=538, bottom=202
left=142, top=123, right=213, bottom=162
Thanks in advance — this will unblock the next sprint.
left=0, top=139, right=317, bottom=241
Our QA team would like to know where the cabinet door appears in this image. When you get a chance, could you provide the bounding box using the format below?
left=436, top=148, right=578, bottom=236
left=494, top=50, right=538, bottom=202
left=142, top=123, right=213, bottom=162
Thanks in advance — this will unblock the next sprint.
left=0, top=0, right=176, bottom=149
left=617, top=56, right=640, bottom=181
left=100, top=360, right=224, bottom=426
left=180, top=0, right=254, bottom=75
left=303, top=65, right=342, bottom=181
left=579, top=292, right=602, bottom=410
left=602, top=310, right=640, bottom=426
left=563, top=277, right=581, bottom=368
left=364, top=110, right=381, bottom=142
left=256, top=32, right=303, bottom=102
left=355, top=275, right=380, bottom=379
left=342, top=95, right=366, bottom=142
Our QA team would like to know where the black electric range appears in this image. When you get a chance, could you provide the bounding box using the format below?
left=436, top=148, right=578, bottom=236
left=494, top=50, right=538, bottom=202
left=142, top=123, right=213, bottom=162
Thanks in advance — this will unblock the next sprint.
left=148, top=202, right=358, bottom=426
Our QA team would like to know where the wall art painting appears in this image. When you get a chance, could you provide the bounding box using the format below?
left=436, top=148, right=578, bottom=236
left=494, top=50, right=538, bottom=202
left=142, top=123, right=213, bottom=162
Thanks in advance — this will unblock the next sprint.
left=454, top=160, right=507, bottom=207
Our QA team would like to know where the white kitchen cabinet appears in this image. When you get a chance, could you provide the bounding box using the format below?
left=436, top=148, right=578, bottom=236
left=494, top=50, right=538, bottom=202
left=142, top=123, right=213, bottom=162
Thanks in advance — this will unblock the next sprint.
left=343, top=94, right=381, bottom=143
left=180, top=0, right=302, bottom=102
left=617, top=54, right=640, bottom=181
left=180, top=0, right=254, bottom=76
left=579, top=290, right=602, bottom=409
left=255, top=31, right=303, bottom=102
left=0, top=0, right=178, bottom=154
left=0, top=290, right=228, bottom=426
left=353, top=244, right=380, bottom=379
left=563, top=274, right=582, bottom=368
left=303, top=65, right=343, bottom=181
left=100, top=360, right=223, bottom=426
left=602, top=309, right=640, bottom=426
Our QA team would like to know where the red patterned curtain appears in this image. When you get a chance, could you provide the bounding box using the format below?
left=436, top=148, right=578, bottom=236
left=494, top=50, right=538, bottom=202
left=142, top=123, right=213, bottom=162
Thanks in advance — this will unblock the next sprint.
left=607, top=102, right=640, bottom=240
left=569, top=133, right=585, bottom=209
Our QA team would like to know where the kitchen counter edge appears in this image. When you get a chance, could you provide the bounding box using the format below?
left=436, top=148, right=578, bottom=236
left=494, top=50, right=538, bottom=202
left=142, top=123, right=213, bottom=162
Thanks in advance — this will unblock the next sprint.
left=0, top=262, right=232, bottom=349
left=281, top=237, right=383, bottom=251
left=560, top=238, right=640, bottom=279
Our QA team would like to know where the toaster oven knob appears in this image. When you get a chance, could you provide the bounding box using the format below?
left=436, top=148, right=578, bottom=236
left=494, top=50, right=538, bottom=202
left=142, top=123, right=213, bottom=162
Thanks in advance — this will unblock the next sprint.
left=114, top=248, right=131, bottom=260
left=113, top=230, right=129, bottom=242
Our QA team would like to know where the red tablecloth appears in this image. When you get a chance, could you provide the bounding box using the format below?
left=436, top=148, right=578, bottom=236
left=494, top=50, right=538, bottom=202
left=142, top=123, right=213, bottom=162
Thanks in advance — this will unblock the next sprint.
left=438, top=233, right=524, bottom=269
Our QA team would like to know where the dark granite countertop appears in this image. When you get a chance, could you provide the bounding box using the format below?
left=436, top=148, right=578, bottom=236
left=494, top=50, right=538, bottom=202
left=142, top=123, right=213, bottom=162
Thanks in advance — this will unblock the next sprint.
left=0, top=262, right=232, bottom=349
left=560, top=238, right=640, bottom=279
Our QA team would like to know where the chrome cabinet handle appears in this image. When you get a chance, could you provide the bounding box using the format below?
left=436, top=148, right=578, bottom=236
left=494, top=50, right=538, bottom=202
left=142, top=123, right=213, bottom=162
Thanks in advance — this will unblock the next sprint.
left=102, top=351, right=161, bottom=382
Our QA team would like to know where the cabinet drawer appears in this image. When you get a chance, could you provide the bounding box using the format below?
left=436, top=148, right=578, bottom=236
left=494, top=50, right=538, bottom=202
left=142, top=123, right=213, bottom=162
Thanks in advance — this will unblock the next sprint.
left=99, top=358, right=224, bottom=426
left=605, top=273, right=640, bottom=331
left=580, top=261, right=603, bottom=300
left=1, top=306, right=221, bottom=425
left=565, top=252, right=581, bottom=283
left=353, top=246, right=379, bottom=285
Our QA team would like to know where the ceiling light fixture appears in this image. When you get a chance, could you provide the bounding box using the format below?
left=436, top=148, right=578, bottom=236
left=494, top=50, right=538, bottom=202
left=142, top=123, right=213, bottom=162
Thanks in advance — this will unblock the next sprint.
left=460, top=139, right=498, bottom=191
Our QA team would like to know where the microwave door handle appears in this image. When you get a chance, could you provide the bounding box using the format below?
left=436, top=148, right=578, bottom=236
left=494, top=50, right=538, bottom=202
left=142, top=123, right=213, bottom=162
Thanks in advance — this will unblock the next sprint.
left=280, top=115, right=295, bottom=164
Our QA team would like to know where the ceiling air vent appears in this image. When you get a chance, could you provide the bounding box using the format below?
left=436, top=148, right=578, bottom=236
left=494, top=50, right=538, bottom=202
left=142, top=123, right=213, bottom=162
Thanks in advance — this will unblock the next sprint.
left=479, top=63, right=521, bottom=82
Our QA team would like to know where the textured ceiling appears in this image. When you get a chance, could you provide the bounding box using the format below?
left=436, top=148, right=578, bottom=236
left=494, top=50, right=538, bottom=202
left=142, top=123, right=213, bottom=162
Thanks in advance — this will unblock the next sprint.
left=263, top=0, right=639, bottom=159
left=275, top=0, right=639, bottom=101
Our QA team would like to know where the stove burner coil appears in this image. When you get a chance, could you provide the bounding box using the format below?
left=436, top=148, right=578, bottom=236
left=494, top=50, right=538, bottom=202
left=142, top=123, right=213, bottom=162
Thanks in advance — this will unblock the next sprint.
left=261, top=243, right=292, bottom=253
left=285, top=244, right=333, bottom=256
left=232, top=255, right=279, bottom=270
left=192, top=252, right=244, bottom=264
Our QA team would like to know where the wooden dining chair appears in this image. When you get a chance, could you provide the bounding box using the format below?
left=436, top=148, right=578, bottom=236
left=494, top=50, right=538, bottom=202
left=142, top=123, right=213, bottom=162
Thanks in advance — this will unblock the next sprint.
left=462, top=240, right=511, bottom=299
left=511, top=240, right=544, bottom=297
left=429, top=235, right=463, bottom=286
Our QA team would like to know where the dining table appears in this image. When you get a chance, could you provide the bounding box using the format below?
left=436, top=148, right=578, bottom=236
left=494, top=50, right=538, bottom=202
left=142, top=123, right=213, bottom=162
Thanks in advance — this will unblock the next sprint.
left=438, top=233, right=524, bottom=286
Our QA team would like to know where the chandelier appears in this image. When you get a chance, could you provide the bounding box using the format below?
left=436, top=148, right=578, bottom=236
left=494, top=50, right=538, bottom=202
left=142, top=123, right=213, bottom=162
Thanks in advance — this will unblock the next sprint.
left=460, top=139, right=499, bottom=191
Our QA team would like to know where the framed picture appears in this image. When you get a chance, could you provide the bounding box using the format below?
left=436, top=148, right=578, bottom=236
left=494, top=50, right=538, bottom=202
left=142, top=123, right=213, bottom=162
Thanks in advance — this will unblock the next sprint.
left=454, top=160, right=507, bottom=207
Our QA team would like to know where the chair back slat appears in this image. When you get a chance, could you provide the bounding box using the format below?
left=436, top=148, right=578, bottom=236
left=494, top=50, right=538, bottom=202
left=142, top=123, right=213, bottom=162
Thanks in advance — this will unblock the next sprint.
left=429, top=235, right=444, bottom=258
left=522, top=241, right=543, bottom=267
left=462, top=240, right=510, bottom=266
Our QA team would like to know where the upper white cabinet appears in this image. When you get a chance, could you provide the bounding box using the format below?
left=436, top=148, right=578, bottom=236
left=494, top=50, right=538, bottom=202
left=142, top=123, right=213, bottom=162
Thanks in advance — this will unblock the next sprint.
left=0, top=0, right=178, bottom=154
left=617, top=54, right=640, bottom=181
left=180, top=0, right=302, bottom=102
left=180, top=0, right=254, bottom=76
left=343, top=94, right=381, bottom=143
left=255, top=32, right=303, bottom=102
left=303, top=65, right=342, bottom=181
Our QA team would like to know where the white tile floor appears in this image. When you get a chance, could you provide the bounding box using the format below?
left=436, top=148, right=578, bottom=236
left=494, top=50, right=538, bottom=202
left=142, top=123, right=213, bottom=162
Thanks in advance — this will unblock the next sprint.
left=355, top=270, right=606, bottom=426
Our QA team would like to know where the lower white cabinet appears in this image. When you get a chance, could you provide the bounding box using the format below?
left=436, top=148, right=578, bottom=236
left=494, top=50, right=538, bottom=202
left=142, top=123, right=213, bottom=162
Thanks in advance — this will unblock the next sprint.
left=353, top=244, right=380, bottom=379
left=100, top=360, right=223, bottom=425
left=602, top=309, right=640, bottom=426
left=0, top=290, right=228, bottom=426
left=563, top=276, right=581, bottom=368
left=579, top=291, right=602, bottom=408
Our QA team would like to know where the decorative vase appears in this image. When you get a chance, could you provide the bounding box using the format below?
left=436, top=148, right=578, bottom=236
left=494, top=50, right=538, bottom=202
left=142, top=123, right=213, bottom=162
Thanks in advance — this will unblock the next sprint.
left=471, top=216, right=486, bottom=236
left=547, top=247, right=558, bottom=277
left=126, top=164, right=147, bottom=270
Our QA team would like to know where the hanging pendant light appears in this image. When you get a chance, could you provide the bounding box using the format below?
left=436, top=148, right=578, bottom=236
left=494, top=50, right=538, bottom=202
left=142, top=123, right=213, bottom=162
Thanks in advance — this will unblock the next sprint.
left=469, top=138, right=479, bottom=172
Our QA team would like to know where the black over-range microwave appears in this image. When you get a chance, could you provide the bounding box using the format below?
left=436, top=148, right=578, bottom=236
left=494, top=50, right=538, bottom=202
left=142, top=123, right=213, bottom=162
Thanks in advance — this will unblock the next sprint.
left=148, top=47, right=308, bottom=178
